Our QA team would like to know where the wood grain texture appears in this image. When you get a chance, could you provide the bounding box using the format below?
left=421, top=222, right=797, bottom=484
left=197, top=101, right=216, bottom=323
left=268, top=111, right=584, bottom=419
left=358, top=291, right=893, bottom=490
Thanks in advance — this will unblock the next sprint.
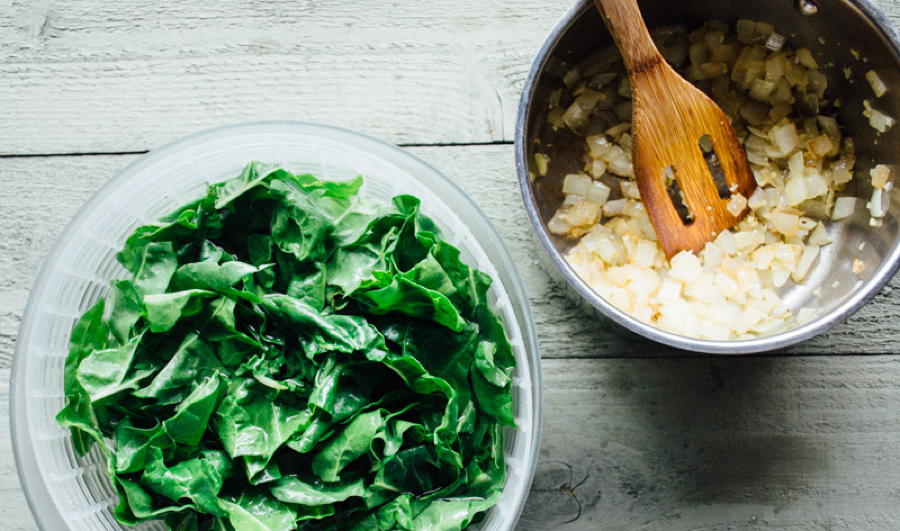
left=0, top=147, right=897, bottom=368
left=1, top=0, right=897, bottom=154
left=2, top=2, right=900, bottom=528
left=4, top=356, right=900, bottom=530
left=517, top=357, right=900, bottom=530
left=0, top=370, right=43, bottom=531
left=0, top=0, right=572, bottom=154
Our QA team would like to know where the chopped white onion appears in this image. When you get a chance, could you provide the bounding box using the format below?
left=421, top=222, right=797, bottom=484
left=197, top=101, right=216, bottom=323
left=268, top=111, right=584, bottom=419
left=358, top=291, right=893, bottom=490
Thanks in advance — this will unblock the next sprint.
left=870, top=164, right=891, bottom=189
left=588, top=181, right=612, bottom=204
left=831, top=197, right=857, bottom=220
left=785, top=176, right=807, bottom=206
left=769, top=120, right=800, bottom=155
left=867, top=187, right=890, bottom=218
left=865, top=70, right=887, bottom=98
left=792, top=245, right=819, bottom=282
left=620, top=180, right=641, bottom=200
left=548, top=18, right=880, bottom=341
left=863, top=99, right=896, bottom=133
left=590, top=159, right=607, bottom=179
left=533, top=153, right=550, bottom=177
left=796, top=48, right=819, bottom=69
left=563, top=173, right=592, bottom=196
left=808, top=222, right=832, bottom=246
left=603, top=198, right=628, bottom=217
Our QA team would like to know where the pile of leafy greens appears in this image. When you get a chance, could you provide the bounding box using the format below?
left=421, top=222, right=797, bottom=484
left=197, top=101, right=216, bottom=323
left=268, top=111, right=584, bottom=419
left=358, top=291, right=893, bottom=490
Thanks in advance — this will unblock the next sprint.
left=56, top=162, right=516, bottom=530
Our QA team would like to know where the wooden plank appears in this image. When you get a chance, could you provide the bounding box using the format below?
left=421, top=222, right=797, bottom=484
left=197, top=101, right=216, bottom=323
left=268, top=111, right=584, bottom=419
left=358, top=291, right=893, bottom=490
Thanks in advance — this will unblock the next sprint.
left=0, top=148, right=898, bottom=367
left=517, top=357, right=900, bottom=530
left=0, top=0, right=573, bottom=154
left=5, top=356, right=900, bottom=530
left=0, top=369, right=45, bottom=531
left=1, top=0, right=897, bottom=154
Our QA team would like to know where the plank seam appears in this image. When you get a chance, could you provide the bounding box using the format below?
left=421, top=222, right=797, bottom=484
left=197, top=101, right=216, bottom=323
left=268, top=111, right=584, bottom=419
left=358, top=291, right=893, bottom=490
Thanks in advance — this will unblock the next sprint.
left=0, top=150, right=149, bottom=159
left=0, top=141, right=513, bottom=159
left=399, top=141, right=513, bottom=148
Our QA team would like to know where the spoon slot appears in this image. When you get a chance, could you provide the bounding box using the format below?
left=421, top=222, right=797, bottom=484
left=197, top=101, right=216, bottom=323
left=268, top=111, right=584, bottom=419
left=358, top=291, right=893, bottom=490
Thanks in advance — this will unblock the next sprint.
left=699, top=134, right=731, bottom=199
left=662, top=165, right=694, bottom=226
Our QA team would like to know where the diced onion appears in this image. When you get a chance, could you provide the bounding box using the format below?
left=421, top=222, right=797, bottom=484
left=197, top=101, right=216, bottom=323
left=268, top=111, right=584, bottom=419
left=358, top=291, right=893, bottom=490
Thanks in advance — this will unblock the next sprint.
left=727, top=193, right=748, bottom=217
left=865, top=70, right=887, bottom=98
left=808, top=135, right=834, bottom=158
left=870, top=164, right=891, bottom=189
left=588, top=181, right=612, bottom=204
left=863, top=99, right=896, bottom=133
left=548, top=18, right=880, bottom=341
left=792, top=245, right=819, bottom=282
left=534, top=153, right=550, bottom=176
left=591, top=159, right=607, bottom=179
left=808, top=223, right=832, bottom=246
left=784, top=176, right=807, bottom=206
left=867, top=187, right=890, bottom=218
left=831, top=197, right=857, bottom=220
left=769, top=120, right=800, bottom=155
left=768, top=211, right=802, bottom=236
left=796, top=48, right=819, bottom=69
left=868, top=109, right=895, bottom=133
left=620, top=180, right=641, bottom=200
left=603, top=198, right=628, bottom=217
left=563, top=173, right=592, bottom=196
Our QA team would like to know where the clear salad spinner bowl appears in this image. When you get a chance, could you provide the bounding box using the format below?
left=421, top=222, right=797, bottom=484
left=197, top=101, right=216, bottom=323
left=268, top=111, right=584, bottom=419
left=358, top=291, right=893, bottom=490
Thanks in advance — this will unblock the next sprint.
left=11, top=121, right=542, bottom=530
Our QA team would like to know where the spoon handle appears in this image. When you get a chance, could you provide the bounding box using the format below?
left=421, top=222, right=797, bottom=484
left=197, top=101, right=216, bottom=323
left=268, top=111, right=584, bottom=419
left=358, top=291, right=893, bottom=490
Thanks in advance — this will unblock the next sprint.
left=593, top=0, right=662, bottom=75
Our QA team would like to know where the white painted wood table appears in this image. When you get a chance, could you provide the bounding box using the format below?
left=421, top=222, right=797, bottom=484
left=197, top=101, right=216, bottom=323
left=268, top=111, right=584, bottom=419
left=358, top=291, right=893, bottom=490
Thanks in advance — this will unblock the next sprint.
left=2, top=1, right=900, bottom=529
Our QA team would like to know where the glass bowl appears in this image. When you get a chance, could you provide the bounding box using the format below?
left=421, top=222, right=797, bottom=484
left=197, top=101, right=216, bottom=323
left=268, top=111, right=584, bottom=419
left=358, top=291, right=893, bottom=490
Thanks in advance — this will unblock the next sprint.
left=11, top=121, right=542, bottom=530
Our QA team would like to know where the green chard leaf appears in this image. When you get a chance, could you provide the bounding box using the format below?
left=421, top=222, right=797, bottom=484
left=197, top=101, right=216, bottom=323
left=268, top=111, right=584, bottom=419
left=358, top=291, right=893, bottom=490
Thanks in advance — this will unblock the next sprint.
left=57, top=162, right=515, bottom=530
left=162, top=372, right=226, bottom=447
left=131, top=242, right=179, bottom=296
left=134, top=333, right=223, bottom=404
left=212, top=161, right=284, bottom=209
left=213, top=379, right=309, bottom=463
left=113, top=419, right=171, bottom=474
left=56, top=300, right=109, bottom=456
left=143, top=289, right=217, bottom=332
left=172, top=259, right=261, bottom=293
left=270, top=476, right=366, bottom=506
left=141, top=447, right=232, bottom=516
left=311, top=410, right=384, bottom=482
left=218, top=493, right=297, bottom=531
left=410, top=493, right=502, bottom=531
left=75, top=332, right=147, bottom=402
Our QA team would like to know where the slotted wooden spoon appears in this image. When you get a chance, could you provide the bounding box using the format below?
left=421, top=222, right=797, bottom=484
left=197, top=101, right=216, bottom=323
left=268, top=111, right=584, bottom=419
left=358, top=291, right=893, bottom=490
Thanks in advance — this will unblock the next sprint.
left=594, top=0, right=757, bottom=258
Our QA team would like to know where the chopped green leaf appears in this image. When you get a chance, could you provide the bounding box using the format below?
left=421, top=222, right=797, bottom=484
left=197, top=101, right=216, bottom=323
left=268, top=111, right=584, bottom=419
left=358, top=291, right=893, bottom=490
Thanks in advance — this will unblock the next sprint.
left=57, top=162, right=514, bottom=530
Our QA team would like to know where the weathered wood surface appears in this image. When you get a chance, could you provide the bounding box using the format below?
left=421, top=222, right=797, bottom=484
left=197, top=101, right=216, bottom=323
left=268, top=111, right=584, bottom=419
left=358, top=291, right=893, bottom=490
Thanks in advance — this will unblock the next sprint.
left=1, top=149, right=898, bottom=367
left=1, top=0, right=898, bottom=154
left=3, top=356, right=900, bottom=530
left=2, top=0, right=900, bottom=529
left=0, top=0, right=570, bottom=154
left=0, top=370, right=33, bottom=531
left=518, top=357, right=900, bottom=530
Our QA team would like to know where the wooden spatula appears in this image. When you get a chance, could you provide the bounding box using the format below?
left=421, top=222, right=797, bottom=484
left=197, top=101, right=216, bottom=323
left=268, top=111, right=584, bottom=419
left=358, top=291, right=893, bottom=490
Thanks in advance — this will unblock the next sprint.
left=594, top=0, right=757, bottom=258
